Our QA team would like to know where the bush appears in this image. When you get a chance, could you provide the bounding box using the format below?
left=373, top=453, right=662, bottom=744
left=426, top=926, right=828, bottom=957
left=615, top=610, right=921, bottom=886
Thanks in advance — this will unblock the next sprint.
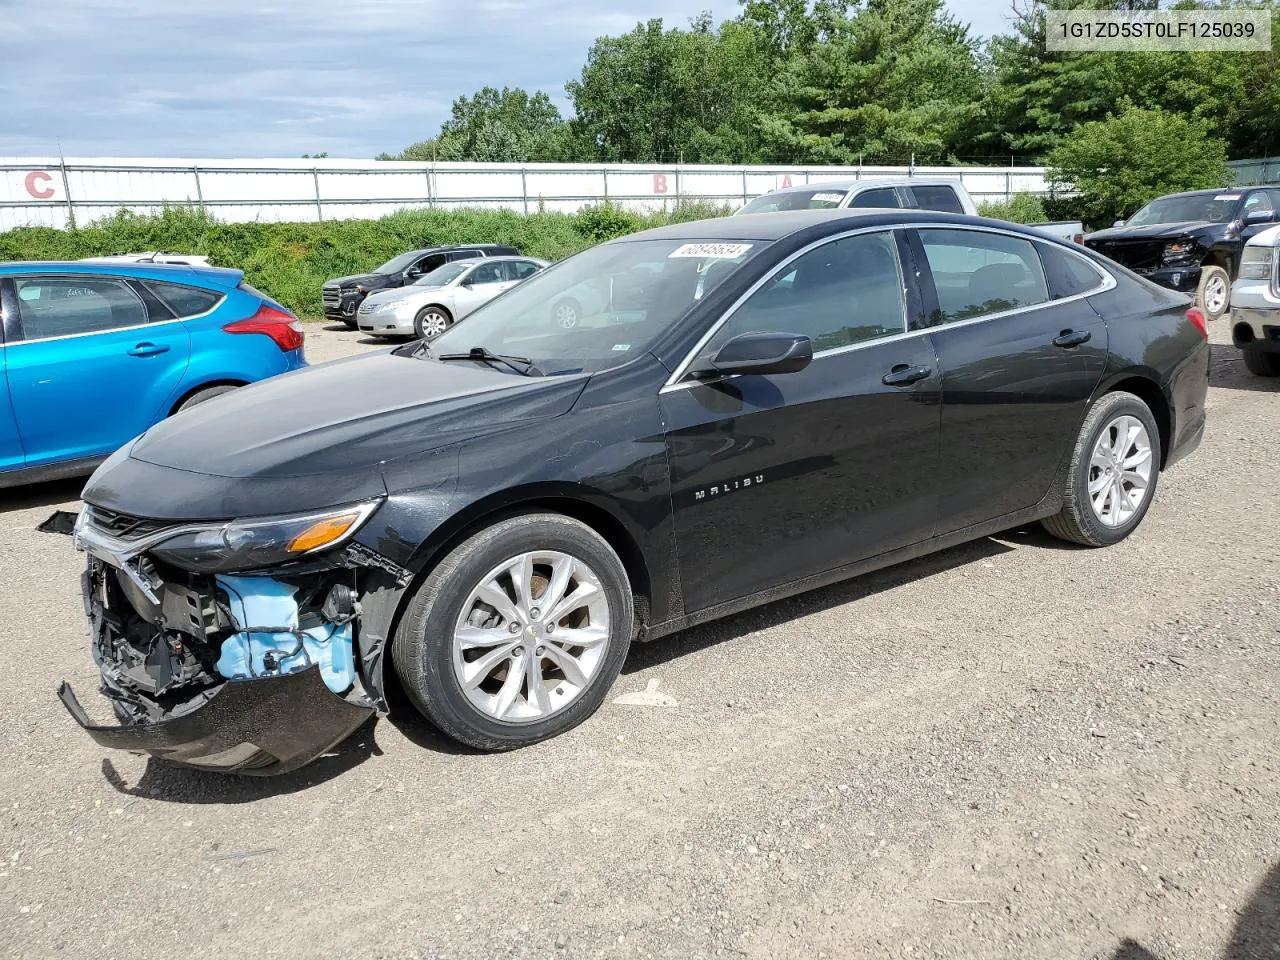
left=0, top=202, right=733, bottom=318
left=1046, top=104, right=1230, bottom=229
left=977, top=191, right=1048, bottom=225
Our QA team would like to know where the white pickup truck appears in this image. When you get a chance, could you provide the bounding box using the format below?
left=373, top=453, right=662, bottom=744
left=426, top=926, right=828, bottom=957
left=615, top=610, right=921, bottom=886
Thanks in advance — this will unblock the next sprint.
left=1228, top=225, right=1280, bottom=377
left=734, top=179, right=1083, bottom=244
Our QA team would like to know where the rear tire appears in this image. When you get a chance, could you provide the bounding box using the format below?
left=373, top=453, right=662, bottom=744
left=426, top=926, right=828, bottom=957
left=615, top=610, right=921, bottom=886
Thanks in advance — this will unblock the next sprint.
left=414, top=306, right=453, bottom=340
left=392, top=513, right=633, bottom=751
left=1242, top=346, right=1280, bottom=377
left=1040, top=391, right=1161, bottom=547
left=175, top=384, right=238, bottom=413
left=1196, top=265, right=1231, bottom=321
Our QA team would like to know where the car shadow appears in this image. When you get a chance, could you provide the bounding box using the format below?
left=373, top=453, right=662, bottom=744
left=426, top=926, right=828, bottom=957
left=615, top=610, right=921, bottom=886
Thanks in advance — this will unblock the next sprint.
left=1, top=477, right=84, bottom=513
left=624, top=533, right=1017, bottom=675
left=356, top=334, right=413, bottom=347
left=1102, top=859, right=1280, bottom=959
left=1210, top=342, right=1280, bottom=393
left=320, top=321, right=355, bottom=332
left=98, top=716, right=384, bottom=803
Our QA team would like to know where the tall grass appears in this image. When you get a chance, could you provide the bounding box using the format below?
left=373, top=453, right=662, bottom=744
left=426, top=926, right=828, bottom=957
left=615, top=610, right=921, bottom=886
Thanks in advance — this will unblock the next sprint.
left=0, top=201, right=733, bottom=317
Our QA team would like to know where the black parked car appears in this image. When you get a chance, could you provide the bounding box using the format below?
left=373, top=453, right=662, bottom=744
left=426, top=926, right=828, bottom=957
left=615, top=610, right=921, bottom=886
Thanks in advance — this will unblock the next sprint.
left=1084, top=186, right=1280, bottom=322
left=60, top=210, right=1209, bottom=775
left=322, top=245, right=520, bottom=327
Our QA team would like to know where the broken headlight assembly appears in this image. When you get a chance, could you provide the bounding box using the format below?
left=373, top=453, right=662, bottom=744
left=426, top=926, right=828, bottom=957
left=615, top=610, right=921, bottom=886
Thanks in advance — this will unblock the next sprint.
left=1160, top=240, right=1198, bottom=265
left=145, top=501, right=383, bottom=573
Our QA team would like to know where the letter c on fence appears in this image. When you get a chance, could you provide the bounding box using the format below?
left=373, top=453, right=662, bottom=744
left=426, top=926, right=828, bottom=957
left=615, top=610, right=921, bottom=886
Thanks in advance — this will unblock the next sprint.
left=25, top=171, right=55, bottom=200
left=653, top=174, right=668, bottom=195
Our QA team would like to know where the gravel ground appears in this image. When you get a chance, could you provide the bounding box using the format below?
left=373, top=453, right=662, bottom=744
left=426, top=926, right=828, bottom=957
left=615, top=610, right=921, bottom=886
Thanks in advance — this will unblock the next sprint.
left=1, top=320, right=1276, bottom=960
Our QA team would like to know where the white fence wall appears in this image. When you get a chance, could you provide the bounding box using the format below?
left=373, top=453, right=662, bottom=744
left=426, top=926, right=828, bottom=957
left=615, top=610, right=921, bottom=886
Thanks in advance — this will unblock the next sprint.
left=0, top=157, right=1052, bottom=231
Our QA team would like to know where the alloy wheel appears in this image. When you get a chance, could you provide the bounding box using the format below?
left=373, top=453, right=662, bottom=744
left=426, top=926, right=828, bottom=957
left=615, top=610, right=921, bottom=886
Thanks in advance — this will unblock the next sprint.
left=554, top=302, right=578, bottom=329
left=1087, top=414, right=1154, bottom=527
left=1203, top=274, right=1228, bottom=315
left=451, top=551, right=611, bottom=723
left=421, top=310, right=450, bottom=338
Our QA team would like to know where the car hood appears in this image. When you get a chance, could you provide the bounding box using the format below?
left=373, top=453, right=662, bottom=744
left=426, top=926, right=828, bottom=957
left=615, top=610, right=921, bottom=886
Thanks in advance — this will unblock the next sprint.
left=1087, top=221, right=1224, bottom=243
left=363, top=286, right=451, bottom=308
left=127, top=351, right=589, bottom=480
left=326, top=273, right=389, bottom=289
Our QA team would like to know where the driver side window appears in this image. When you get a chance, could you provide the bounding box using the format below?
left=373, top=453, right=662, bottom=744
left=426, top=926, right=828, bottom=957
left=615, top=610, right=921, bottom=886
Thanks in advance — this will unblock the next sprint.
left=471, top=262, right=504, bottom=285
left=703, top=231, right=907, bottom=358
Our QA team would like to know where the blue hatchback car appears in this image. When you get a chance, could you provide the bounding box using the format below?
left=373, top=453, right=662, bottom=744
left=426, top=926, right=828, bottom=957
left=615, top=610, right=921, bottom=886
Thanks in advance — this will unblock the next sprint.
left=0, top=261, right=306, bottom=487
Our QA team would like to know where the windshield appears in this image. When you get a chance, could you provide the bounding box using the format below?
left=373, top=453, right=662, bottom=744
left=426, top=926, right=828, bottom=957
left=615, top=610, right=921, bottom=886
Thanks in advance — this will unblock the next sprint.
left=374, top=251, right=425, bottom=274
left=1126, top=193, right=1240, bottom=226
left=425, top=238, right=767, bottom=375
left=738, top=187, right=848, bottom=215
left=414, top=263, right=468, bottom=287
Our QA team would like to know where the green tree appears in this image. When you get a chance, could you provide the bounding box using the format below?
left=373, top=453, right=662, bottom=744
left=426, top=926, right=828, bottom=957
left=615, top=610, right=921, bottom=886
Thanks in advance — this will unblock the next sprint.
left=760, top=0, right=986, bottom=164
left=566, top=14, right=772, bottom=162
left=1045, top=104, right=1229, bottom=226
left=384, top=86, right=577, bottom=162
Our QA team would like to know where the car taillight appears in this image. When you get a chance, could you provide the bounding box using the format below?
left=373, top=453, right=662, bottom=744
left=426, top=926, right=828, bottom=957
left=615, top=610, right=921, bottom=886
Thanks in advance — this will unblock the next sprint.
left=223, top=304, right=305, bottom=352
left=1186, top=306, right=1208, bottom=340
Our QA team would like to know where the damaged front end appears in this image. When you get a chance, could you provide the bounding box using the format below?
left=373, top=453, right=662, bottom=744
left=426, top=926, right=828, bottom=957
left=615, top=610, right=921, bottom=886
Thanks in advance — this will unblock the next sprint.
left=58, top=501, right=410, bottom=776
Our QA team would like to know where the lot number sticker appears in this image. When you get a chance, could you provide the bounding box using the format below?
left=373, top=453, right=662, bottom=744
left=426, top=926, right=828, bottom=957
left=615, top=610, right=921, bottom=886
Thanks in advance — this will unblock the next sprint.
left=668, top=243, right=754, bottom=260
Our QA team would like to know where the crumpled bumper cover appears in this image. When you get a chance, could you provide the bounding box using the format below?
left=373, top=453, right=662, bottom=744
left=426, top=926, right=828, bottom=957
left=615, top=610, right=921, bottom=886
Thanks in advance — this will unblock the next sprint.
left=58, top=665, right=374, bottom=776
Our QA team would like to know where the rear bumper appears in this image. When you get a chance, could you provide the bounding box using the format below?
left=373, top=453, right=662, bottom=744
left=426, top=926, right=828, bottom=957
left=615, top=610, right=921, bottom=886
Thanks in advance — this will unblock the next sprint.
left=59, top=666, right=373, bottom=776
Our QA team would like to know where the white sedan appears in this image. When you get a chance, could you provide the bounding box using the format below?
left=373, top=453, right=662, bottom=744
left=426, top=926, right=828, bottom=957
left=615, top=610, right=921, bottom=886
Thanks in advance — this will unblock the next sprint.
left=357, top=255, right=548, bottom=339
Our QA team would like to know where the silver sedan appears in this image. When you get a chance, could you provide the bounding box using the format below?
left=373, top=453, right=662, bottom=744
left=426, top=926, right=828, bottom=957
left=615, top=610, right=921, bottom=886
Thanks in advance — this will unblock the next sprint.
left=357, top=256, right=548, bottom=339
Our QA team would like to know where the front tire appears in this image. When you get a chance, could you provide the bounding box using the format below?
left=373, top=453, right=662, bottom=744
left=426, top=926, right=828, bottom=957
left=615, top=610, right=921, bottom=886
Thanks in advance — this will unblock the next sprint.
left=1041, top=391, right=1161, bottom=547
left=414, top=306, right=453, bottom=340
left=392, top=513, right=634, bottom=751
left=1242, top=346, right=1280, bottom=377
left=1196, top=265, right=1231, bottom=321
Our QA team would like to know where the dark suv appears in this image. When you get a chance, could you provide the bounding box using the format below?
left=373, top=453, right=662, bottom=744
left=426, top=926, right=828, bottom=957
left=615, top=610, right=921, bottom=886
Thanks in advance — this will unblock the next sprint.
left=1084, top=186, right=1280, bottom=321
left=322, top=245, right=519, bottom=327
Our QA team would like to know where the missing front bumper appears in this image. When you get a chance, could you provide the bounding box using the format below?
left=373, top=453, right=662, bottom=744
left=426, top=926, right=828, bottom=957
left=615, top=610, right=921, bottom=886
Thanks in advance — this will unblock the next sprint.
left=59, top=665, right=374, bottom=776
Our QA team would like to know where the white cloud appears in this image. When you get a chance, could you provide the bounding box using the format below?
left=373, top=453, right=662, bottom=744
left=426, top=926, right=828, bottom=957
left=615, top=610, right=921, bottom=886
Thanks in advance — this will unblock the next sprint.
left=1, top=0, right=1001, bottom=158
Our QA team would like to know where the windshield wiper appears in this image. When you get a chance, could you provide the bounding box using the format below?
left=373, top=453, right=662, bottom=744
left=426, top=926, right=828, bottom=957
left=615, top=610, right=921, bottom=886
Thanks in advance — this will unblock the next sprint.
left=436, top=346, right=539, bottom=376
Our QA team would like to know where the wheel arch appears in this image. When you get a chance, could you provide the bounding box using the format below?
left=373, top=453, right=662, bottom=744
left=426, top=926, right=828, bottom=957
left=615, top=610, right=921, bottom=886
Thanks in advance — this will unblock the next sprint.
left=396, top=483, right=656, bottom=637
left=1095, top=371, right=1172, bottom=468
left=168, top=379, right=248, bottom=416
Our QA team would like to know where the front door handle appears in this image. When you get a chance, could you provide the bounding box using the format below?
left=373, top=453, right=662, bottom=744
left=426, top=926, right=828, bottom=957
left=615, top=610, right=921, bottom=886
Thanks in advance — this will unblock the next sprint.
left=882, top=364, right=932, bottom=386
left=1053, top=329, right=1091, bottom=349
left=128, top=342, right=170, bottom=357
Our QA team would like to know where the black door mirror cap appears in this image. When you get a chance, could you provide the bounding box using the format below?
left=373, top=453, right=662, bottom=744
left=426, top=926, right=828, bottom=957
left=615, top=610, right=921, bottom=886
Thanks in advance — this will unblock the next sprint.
left=704, top=332, right=814, bottom=377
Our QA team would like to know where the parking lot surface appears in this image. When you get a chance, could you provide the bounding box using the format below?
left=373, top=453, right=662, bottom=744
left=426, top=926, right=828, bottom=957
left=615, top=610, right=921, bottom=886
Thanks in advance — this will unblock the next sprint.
left=1, top=321, right=1277, bottom=960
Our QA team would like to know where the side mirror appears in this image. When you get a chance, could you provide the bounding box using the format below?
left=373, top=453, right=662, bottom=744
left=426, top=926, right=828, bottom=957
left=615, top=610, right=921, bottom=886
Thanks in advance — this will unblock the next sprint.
left=459, top=275, right=474, bottom=287
left=1243, top=209, right=1273, bottom=226
left=700, top=332, right=813, bottom=377
left=1113, top=219, right=1126, bottom=228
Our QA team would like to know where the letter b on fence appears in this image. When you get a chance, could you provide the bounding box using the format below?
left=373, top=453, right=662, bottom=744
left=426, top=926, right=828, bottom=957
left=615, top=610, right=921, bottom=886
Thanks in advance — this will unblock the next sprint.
left=653, top=174, right=669, bottom=195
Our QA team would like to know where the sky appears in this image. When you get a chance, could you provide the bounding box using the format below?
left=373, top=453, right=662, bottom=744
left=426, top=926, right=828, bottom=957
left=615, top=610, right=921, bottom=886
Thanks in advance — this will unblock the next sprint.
left=0, top=0, right=1018, bottom=159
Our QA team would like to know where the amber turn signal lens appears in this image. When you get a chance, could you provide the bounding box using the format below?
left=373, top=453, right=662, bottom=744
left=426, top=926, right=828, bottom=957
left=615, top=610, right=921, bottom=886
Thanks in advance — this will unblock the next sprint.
left=287, top=512, right=361, bottom=553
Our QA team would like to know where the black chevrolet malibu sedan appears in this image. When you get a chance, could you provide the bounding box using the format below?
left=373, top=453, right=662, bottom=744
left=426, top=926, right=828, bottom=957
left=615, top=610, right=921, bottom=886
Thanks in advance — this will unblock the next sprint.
left=60, top=209, right=1210, bottom=774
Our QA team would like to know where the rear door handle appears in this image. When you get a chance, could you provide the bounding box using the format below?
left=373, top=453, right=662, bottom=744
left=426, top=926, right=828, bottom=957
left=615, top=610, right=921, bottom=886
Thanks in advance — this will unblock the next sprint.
left=1053, top=329, right=1091, bottom=349
left=128, top=342, right=170, bottom=357
left=882, top=364, right=932, bottom=386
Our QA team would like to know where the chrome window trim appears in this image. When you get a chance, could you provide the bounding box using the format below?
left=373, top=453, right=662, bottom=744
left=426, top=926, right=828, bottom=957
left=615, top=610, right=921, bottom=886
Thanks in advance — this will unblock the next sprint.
left=6, top=273, right=189, bottom=347
left=660, top=221, right=1117, bottom=393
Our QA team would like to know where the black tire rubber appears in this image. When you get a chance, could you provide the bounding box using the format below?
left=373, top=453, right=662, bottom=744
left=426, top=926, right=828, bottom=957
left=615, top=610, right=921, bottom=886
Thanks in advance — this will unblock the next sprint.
left=340, top=316, right=358, bottom=329
left=175, top=384, right=238, bottom=413
left=1196, top=264, right=1231, bottom=322
left=392, top=513, right=634, bottom=751
left=414, top=305, right=453, bottom=340
left=1040, top=390, right=1161, bottom=548
left=1242, top=346, right=1280, bottom=377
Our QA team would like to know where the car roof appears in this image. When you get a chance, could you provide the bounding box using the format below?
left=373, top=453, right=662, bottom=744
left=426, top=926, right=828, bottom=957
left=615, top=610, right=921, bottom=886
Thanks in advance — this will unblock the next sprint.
left=754, top=176, right=964, bottom=197
left=406, top=244, right=517, bottom=256
left=615, top=208, right=1003, bottom=244
left=0, top=260, right=246, bottom=290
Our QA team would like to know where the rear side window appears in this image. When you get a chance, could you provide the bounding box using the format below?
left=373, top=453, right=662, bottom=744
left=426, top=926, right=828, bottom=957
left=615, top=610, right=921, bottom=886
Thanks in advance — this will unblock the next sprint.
left=14, top=277, right=148, bottom=341
left=144, top=280, right=223, bottom=318
left=449, top=249, right=484, bottom=261
left=910, top=185, right=964, bottom=214
left=509, top=261, right=540, bottom=280
left=848, top=187, right=901, bottom=209
left=918, top=228, right=1049, bottom=323
left=1037, top=243, right=1106, bottom=299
